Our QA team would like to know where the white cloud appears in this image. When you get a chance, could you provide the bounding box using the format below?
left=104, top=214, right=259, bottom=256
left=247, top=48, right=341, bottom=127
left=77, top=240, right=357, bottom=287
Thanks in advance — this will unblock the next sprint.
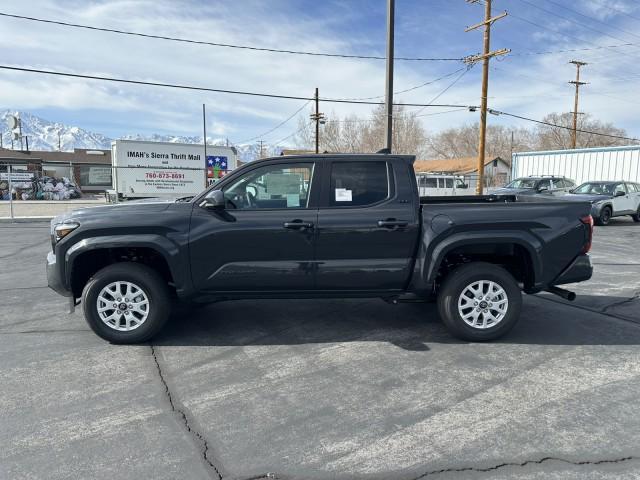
left=0, top=0, right=638, bottom=144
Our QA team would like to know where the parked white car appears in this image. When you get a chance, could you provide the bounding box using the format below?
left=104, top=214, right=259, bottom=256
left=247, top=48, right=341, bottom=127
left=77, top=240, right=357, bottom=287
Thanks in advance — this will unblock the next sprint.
left=416, top=174, right=469, bottom=196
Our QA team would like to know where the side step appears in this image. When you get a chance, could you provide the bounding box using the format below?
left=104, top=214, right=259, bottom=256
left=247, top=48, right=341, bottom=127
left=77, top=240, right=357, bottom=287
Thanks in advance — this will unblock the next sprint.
left=384, top=293, right=429, bottom=304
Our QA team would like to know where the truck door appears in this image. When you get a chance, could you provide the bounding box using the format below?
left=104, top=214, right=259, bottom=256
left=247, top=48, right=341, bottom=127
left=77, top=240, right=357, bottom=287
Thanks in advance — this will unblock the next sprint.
left=315, top=159, right=420, bottom=291
left=189, top=161, right=318, bottom=292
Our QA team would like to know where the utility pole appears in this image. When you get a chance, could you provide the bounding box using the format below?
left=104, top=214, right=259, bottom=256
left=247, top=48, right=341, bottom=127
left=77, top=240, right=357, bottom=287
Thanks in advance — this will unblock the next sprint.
left=202, top=104, right=208, bottom=188
left=384, top=0, right=395, bottom=153
left=17, top=115, right=23, bottom=151
left=309, top=88, right=325, bottom=154
left=569, top=60, right=587, bottom=149
left=465, top=0, right=509, bottom=195
left=258, top=140, right=265, bottom=159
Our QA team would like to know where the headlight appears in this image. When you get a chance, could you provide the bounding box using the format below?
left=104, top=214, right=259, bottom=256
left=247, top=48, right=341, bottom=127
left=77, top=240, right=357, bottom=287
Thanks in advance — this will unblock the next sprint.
left=54, top=222, right=80, bottom=242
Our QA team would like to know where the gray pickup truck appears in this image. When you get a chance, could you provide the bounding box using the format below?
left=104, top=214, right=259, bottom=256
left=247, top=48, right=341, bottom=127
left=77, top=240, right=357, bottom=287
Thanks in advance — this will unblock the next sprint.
left=47, top=153, right=593, bottom=344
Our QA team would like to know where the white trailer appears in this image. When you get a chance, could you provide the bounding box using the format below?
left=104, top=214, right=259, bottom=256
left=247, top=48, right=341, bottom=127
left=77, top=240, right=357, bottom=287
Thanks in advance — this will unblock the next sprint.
left=512, top=145, right=640, bottom=186
left=111, top=140, right=237, bottom=199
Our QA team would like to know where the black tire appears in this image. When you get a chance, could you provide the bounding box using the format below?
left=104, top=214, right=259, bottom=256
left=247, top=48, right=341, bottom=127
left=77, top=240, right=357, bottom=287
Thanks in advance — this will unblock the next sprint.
left=595, top=206, right=612, bottom=226
left=632, top=205, right=640, bottom=223
left=437, top=262, right=522, bottom=342
left=82, top=262, right=171, bottom=344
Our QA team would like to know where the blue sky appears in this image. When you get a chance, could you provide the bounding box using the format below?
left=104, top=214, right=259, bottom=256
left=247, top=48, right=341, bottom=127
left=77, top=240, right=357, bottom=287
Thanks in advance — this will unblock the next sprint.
left=1, top=0, right=639, bottom=144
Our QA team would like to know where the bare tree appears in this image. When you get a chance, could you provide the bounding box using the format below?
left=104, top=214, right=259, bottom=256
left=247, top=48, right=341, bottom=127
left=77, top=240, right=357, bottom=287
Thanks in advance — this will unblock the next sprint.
left=292, top=104, right=428, bottom=158
left=290, top=109, right=631, bottom=161
left=536, top=112, right=630, bottom=150
left=426, top=123, right=534, bottom=161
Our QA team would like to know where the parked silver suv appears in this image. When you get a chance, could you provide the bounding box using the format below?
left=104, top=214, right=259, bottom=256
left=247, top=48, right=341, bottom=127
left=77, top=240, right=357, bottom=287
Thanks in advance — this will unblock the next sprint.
left=561, top=181, right=640, bottom=225
left=492, top=176, right=576, bottom=196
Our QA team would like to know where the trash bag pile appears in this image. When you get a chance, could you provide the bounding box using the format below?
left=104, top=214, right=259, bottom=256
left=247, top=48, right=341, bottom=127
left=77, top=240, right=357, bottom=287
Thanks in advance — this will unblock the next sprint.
left=0, top=176, right=82, bottom=201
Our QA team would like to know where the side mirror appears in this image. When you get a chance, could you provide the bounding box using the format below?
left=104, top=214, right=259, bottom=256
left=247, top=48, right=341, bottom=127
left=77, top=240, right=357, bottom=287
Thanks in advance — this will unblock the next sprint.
left=200, top=190, right=225, bottom=209
left=615, top=190, right=626, bottom=197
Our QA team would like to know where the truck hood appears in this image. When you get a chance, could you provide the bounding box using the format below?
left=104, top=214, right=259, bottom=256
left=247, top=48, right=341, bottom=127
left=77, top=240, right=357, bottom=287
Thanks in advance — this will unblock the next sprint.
left=562, top=193, right=613, bottom=203
left=51, top=197, right=186, bottom=225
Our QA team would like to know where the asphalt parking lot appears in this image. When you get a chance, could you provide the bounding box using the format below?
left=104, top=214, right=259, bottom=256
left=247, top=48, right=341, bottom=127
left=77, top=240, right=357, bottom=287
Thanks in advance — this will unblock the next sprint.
left=1, top=218, right=640, bottom=480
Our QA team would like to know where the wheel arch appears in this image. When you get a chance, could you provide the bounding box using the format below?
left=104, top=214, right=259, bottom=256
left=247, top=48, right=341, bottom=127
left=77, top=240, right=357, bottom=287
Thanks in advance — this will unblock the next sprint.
left=424, top=232, right=542, bottom=291
left=65, top=235, right=185, bottom=298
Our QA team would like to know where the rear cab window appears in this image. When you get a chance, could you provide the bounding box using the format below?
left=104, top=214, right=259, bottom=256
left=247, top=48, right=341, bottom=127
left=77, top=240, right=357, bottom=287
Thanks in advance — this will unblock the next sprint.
left=328, top=161, right=390, bottom=207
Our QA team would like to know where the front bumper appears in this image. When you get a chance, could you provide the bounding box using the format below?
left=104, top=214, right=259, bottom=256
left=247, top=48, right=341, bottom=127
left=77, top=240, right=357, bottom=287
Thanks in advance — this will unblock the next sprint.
left=47, top=251, right=71, bottom=297
left=552, top=254, right=593, bottom=286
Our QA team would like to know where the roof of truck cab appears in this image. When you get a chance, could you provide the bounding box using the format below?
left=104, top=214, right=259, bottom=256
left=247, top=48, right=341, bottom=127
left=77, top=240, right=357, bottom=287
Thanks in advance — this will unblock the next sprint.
left=269, top=153, right=416, bottom=162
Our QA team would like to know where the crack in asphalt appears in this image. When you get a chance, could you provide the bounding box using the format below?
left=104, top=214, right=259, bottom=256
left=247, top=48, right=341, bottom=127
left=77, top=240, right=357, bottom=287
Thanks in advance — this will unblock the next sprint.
left=413, top=455, right=638, bottom=478
left=601, top=291, right=640, bottom=314
left=534, top=294, right=640, bottom=326
left=149, top=345, right=224, bottom=480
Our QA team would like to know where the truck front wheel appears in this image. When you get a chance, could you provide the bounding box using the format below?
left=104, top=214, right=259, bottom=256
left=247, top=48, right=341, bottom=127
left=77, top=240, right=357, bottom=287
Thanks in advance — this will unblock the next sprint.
left=437, top=262, right=522, bottom=341
left=82, top=262, right=171, bottom=344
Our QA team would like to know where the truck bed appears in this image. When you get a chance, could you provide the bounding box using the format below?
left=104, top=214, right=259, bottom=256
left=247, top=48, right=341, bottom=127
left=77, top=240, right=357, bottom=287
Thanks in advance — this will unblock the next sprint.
left=420, top=194, right=518, bottom=204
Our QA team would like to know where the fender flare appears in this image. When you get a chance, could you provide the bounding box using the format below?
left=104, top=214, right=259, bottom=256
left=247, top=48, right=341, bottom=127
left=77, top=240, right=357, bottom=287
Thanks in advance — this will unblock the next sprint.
left=64, top=234, right=191, bottom=296
left=423, top=231, right=543, bottom=286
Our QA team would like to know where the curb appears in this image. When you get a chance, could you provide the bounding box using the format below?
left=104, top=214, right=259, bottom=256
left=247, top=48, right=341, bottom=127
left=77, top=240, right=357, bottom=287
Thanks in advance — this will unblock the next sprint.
left=0, top=216, right=52, bottom=223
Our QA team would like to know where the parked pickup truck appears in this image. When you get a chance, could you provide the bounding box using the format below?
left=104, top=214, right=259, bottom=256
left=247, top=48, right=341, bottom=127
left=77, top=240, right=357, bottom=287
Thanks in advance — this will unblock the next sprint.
left=47, top=153, right=594, bottom=344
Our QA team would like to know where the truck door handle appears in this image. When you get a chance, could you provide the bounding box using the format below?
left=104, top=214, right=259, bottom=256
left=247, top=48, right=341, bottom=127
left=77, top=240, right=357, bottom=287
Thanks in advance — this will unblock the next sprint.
left=377, top=219, right=409, bottom=229
left=283, top=220, right=314, bottom=230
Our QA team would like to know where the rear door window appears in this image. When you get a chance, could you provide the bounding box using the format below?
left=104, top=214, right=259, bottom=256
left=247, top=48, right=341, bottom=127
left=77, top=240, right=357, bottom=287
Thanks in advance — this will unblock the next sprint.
left=444, top=178, right=453, bottom=188
left=329, top=161, right=389, bottom=207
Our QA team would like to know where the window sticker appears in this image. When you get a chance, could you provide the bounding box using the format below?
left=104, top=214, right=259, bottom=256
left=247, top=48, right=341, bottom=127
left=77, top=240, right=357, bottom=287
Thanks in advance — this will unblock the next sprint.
left=286, top=193, right=300, bottom=207
left=335, top=188, right=352, bottom=202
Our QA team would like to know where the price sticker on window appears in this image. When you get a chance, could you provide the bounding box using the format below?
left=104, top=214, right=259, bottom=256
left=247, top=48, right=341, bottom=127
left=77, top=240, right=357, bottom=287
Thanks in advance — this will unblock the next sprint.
left=335, top=188, right=352, bottom=202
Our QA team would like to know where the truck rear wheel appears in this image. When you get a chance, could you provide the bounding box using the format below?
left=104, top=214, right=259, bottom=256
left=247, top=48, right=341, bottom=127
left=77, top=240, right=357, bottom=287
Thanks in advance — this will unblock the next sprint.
left=82, top=262, right=171, bottom=344
left=437, top=262, right=522, bottom=342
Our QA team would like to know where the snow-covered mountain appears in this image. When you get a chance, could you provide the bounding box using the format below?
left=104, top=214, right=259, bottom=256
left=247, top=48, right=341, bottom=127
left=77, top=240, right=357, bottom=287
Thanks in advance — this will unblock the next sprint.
left=1, top=110, right=112, bottom=151
left=0, top=110, right=287, bottom=163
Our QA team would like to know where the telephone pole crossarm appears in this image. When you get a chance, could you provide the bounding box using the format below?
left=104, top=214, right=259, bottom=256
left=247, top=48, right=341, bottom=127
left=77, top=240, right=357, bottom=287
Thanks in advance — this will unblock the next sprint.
left=464, top=11, right=508, bottom=32
left=464, top=48, right=510, bottom=64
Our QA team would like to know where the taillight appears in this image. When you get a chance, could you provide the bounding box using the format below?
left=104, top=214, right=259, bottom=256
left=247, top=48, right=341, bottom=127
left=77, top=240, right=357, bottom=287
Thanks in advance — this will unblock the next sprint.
left=580, top=215, right=594, bottom=254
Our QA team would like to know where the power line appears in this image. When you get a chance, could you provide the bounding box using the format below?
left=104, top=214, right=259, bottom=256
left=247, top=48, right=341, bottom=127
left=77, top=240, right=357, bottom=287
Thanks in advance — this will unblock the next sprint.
left=540, top=0, right=640, bottom=42
left=585, top=0, right=640, bottom=23
left=413, top=66, right=474, bottom=115
left=511, top=0, right=633, bottom=45
left=336, top=67, right=466, bottom=101
left=511, top=43, right=637, bottom=57
left=0, top=64, right=477, bottom=108
left=271, top=121, right=314, bottom=146
left=235, top=100, right=311, bottom=144
left=0, top=11, right=462, bottom=62
left=491, top=109, right=640, bottom=142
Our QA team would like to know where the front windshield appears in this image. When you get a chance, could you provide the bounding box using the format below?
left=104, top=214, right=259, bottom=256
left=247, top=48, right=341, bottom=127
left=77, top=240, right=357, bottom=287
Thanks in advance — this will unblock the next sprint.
left=505, top=178, right=537, bottom=189
left=573, top=183, right=618, bottom=195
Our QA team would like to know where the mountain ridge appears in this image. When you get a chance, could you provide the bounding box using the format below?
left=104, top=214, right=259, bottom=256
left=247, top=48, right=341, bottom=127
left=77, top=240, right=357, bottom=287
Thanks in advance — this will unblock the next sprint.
left=1, top=109, right=287, bottom=163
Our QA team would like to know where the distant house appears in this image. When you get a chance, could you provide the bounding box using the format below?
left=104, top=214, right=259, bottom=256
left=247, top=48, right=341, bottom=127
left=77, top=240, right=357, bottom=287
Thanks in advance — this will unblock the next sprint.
left=414, top=156, right=511, bottom=188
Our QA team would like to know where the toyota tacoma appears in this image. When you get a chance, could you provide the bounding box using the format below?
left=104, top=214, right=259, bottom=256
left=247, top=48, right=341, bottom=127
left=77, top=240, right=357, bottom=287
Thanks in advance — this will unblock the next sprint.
left=47, top=153, right=594, bottom=343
